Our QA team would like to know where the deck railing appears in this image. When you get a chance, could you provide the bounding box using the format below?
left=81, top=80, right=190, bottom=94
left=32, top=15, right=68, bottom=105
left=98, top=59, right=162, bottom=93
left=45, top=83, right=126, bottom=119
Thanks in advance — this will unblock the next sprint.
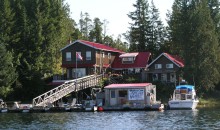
left=32, top=74, right=103, bottom=107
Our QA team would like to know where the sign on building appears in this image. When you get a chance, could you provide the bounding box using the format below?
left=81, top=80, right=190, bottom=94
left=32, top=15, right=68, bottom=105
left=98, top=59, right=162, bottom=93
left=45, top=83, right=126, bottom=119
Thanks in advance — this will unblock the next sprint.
left=128, top=89, right=144, bottom=100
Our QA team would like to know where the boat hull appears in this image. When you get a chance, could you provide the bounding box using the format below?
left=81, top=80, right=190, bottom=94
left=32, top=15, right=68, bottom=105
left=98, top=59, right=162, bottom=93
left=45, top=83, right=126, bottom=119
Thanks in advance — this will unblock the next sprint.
left=168, top=100, right=199, bottom=110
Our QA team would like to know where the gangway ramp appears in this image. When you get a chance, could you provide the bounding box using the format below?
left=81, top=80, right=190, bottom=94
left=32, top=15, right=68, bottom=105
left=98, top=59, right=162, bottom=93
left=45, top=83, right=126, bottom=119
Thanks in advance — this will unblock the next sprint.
left=32, top=74, right=103, bottom=107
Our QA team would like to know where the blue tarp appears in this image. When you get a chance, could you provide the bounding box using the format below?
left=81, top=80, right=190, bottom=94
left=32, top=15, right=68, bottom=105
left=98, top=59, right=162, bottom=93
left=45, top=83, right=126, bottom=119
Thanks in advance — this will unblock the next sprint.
left=176, top=85, right=195, bottom=90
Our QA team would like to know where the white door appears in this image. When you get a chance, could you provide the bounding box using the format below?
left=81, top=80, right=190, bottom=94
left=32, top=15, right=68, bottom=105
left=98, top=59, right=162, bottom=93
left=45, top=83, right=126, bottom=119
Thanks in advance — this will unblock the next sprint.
left=110, top=90, right=117, bottom=106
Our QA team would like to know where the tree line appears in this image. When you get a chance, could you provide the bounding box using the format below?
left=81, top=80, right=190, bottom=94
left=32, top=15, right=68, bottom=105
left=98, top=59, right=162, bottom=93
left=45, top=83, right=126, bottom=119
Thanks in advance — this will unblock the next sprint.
left=1, top=0, right=220, bottom=100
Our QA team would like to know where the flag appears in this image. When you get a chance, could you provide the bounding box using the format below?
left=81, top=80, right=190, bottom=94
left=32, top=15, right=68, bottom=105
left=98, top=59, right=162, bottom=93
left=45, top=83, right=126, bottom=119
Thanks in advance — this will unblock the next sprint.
left=76, top=52, right=83, bottom=60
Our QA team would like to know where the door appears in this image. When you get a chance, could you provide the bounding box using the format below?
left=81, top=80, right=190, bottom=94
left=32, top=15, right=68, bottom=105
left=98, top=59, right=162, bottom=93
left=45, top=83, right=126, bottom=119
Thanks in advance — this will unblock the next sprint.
left=110, top=90, right=117, bottom=106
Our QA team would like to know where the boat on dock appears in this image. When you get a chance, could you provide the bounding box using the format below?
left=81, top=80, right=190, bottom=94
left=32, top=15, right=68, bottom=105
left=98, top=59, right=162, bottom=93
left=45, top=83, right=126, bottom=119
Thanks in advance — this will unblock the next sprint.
left=168, top=85, right=199, bottom=110
left=0, top=99, right=7, bottom=113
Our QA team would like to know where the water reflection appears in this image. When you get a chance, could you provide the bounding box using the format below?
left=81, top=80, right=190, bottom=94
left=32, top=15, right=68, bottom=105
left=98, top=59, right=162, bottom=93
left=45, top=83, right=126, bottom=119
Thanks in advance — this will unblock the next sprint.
left=0, top=108, right=220, bottom=129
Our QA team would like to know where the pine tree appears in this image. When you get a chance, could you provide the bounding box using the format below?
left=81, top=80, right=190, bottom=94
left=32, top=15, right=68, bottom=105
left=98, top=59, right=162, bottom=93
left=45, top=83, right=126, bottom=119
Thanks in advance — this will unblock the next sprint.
left=79, top=12, right=92, bottom=40
left=0, top=43, right=17, bottom=98
left=127, top=0, right=150, bottom=52
left=89, top=18, right=103, bottom=43
left=148, top=0, right=165, bottom=57
left=168, top=0, right=220, bottom=94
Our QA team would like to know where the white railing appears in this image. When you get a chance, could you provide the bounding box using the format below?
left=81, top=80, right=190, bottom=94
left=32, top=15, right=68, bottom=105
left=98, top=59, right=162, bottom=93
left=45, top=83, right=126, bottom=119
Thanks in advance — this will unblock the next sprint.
left=32, top=74, right=103, bottom=107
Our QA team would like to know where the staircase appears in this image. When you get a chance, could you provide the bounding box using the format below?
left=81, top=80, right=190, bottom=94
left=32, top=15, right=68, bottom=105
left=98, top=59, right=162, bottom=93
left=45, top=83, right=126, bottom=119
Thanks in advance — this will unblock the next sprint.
left=32, top=74, right=103, bottom=107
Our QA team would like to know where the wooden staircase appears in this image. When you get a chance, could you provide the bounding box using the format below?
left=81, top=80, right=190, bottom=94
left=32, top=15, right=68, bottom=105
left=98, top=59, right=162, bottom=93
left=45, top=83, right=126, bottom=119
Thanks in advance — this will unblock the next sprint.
left=32, top=74, right=103, bottom=107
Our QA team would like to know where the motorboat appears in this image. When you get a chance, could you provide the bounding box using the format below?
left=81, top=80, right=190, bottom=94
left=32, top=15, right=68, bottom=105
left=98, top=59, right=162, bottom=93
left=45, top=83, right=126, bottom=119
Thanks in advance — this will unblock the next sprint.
left=168, top=85, right=199, bottom=109
left=0, top=99, right=8, bottom=113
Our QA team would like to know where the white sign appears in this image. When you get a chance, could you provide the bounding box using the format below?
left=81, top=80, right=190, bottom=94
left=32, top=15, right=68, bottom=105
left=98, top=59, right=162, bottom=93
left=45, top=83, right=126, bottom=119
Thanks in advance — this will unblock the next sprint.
left=128, top=89, right=144, bottom=100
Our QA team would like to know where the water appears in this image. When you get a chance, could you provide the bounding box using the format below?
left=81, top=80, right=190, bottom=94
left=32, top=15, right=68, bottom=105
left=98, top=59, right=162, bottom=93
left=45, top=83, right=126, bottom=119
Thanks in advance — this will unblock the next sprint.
left=0, top=108, right=220, bottom=130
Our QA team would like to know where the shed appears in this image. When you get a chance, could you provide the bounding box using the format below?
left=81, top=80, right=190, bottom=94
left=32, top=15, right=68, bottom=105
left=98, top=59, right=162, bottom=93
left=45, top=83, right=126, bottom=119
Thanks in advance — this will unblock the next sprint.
left=104, top=83, right=156, bottom=108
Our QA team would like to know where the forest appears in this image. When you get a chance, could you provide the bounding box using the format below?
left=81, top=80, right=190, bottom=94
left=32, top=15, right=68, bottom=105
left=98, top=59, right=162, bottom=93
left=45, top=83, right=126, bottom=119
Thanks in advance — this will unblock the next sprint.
left=1, top=0, right=220, bottom=101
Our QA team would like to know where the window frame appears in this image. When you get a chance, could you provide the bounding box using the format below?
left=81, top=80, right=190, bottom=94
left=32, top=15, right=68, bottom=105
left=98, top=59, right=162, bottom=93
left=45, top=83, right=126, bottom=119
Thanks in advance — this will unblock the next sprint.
left=155, top=64, right=162, bottom=69
left=66, top=52, right=71, bottom=61
left=108, top=53, right=111, bottom=59
left=166, top=63, right=174, bottom=69
left=86, top=51, right=91, bottom=60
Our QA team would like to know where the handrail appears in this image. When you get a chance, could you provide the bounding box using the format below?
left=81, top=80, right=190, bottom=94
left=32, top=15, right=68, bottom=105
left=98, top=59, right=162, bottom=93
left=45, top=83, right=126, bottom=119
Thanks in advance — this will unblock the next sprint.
left=32, top=74, right=103, bottom=107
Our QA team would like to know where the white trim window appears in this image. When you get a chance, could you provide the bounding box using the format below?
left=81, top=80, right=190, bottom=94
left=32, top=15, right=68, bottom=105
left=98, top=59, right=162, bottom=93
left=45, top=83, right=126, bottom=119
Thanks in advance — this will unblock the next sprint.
left=102, top=52, right=105, bottom=58
left=122, top=57, right=134, bottom=64
left=155, top=64, right=162, bottom=69
left=166, top=64, right=173, bottom=68
left=86, top=51, right=91, bottom=60
left=66, top=52, right=71, bottom=61
left=108, top=53, right=111, bottom=59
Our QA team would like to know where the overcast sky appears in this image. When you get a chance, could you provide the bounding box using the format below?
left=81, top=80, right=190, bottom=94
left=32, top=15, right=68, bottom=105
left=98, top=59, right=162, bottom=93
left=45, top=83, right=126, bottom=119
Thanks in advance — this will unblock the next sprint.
left=65, top=0, right=174, bottom=38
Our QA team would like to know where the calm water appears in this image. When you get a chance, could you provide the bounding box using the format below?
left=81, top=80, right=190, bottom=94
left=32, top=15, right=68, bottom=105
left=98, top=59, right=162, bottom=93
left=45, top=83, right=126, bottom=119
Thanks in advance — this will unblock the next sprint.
left=0, top=108, right=220, bottom=130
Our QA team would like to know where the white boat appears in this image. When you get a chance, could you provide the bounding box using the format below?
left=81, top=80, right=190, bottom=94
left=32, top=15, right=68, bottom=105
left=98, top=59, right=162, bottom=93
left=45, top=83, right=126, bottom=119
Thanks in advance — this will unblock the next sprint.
left=168, top=85, right=199, bottom=109
left=1, top=109, right=8, bottom=113
left=0, top=99, right=7, bottom=113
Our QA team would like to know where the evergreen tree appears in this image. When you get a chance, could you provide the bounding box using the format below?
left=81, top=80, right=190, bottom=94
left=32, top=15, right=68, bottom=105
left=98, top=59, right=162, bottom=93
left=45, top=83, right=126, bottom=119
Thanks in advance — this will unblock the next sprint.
left=0, top=43, right=17, bottom=98
left=148, top=0, right=165, bottom=57
left=168, top=0, right=220, bottom=94
left=89, top=17, right=103, bottom=43
left=79, top=12, right=92, bottom=40
left=127, top=0, right=150, bottom=52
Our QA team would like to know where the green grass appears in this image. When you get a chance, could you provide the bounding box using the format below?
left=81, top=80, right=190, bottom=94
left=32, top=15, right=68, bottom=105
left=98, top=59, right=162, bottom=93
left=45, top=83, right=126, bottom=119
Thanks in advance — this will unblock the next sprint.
left=197, top=98, right=220, bottom=108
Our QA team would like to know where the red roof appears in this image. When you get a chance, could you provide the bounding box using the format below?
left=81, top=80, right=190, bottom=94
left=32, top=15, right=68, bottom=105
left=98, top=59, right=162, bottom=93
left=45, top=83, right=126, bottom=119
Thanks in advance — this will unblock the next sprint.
left=111, top=52, right=151, bottom=69
left=61, top=40, right=124, bottom=53
left=105, top=83, right=152, bottom=89
left=148, top=53, right=184, bottom=68
left=163, top=53, right=184, bottom=67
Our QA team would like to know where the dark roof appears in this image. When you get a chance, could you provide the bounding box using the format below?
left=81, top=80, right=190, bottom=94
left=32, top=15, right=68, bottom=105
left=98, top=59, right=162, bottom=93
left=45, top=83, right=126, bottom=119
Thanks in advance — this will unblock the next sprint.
left=111, top=52, right=151, bottom=69
left=104, top=83, right=152, bottom=89
left=60, top=40, right=124, bottom=53
left=148, top=53, right=184, bottom=68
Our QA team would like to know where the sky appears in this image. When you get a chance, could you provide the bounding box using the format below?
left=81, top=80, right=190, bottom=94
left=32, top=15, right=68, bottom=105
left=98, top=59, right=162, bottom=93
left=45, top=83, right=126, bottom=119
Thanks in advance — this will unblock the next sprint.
left=65, top=0, right=174, bottom=38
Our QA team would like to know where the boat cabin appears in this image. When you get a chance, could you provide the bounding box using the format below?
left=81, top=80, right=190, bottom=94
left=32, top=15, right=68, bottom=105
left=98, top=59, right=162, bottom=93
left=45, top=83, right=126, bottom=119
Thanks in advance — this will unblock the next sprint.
left=173, top=85, right=196, bottom=101
left=104, top=83, right=156, bottom=108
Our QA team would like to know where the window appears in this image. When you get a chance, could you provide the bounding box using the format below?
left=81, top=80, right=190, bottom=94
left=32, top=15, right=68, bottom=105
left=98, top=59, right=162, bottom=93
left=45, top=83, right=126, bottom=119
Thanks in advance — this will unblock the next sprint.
left=155, top=64, right=162, bottom=69
left=181, top=94, right=186, bottom=100
left=161, top=74, right=167, bottom=82
left=66, top=52, right=71, bottom=61
left=135, top=68, right=140, bottom=73
left=122, top=57, right=134, bottom=64
left=76, top=52, right=82, bottom=61
left=153, top=74, right=158, bottom=81
left=186, top=94, right=192, bottom=100
left=102, top=52, right=105, bottom=58
left=119, top=90, right=127, bottom=97
left=176, top=94, right=180, bottom=100
left=108, top=53, right=111, bottom=59
left=166, top=64, right=173, bottom=68
left=170, top=73, right=175, bottom=82
left=111, top=90, right=115, bottom=98
left=86, top=51, right=91, bottom=60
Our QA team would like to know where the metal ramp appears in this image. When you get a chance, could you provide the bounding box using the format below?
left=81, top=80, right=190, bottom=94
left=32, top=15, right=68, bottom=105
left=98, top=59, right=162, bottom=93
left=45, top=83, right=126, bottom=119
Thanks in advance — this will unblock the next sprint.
left=32, top=74, right=103, bottom=107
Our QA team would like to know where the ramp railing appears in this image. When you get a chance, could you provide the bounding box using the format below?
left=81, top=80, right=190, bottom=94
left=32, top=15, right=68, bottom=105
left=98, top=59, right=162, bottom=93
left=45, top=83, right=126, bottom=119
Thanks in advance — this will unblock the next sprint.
left=32, top=74, right=103, bottom=107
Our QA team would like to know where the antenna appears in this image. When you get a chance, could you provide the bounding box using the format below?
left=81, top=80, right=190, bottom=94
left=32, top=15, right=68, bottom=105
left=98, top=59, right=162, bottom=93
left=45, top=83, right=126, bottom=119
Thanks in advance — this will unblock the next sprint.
left=193, top=74, right=195, bottom=87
